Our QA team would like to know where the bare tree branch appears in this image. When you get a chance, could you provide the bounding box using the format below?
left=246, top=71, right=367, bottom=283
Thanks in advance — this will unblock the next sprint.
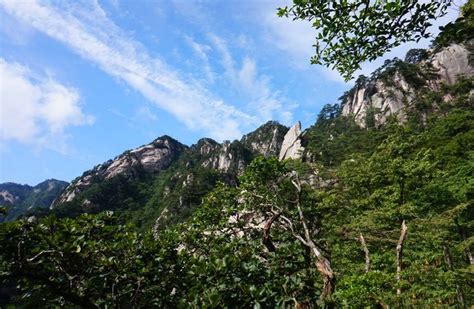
left=26, top=250, right=57, bottom=262
left=290, top=171, right=335, bottom=300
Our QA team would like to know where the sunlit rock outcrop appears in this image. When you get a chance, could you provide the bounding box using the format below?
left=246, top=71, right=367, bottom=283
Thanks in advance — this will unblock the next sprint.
left=341, top=43, right=473, bottom=127
left=279, top=121, right=304, bottom=160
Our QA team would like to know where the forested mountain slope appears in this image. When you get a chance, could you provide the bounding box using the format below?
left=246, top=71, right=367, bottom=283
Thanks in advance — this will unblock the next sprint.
left=43, top=121, right=289, bottom=229
left=0, top=180, right=68, bottom=223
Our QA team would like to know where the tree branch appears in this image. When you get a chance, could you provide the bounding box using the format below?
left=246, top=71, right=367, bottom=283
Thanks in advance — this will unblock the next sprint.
left=262, top=213, right=281, bottom=252
left=26, top=250, right=57, bottom=262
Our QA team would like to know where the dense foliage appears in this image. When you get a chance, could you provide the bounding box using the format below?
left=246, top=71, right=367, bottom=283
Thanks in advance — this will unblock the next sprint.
left=1, top=11, right=473, bottom=307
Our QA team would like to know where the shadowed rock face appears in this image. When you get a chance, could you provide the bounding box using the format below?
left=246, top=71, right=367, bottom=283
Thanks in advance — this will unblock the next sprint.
left=279, top=121, right=304, bottom=160
left=341, top=43, right=474, bottom=127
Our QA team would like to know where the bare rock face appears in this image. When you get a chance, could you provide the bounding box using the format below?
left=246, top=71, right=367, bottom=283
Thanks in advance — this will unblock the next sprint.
left=53, top=136, right=186, bottom=207
left=197, top=139, right=247, bottom=174
left=341, top=73, right=413, bottom=127
left=0, top=190, right=16, bottom=203
left=241, top=121, right=289, bottom=158
left=341, top=43, right=474, bottom=127
left=431, top=44, right=474, bottom=85
left=279, top=121, right=304, bottom=160
left=104, top=139, right=180, bottom=179
left=194, top=121, right=289, bottom=174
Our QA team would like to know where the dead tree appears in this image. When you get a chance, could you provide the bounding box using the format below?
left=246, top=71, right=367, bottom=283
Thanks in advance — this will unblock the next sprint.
left=264, top=172, right=335, bottom=301
left=396, top=220, right=408, bottom=296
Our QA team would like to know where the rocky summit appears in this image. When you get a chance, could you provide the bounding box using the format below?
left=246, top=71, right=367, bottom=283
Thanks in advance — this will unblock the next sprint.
left=53, top=136, right=186, bottom=206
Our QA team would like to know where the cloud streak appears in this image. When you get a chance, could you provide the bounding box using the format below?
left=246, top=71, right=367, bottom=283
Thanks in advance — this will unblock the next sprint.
left=0, top=0, right=256, bottom=141
left=184, top=35, right=215, bottom=83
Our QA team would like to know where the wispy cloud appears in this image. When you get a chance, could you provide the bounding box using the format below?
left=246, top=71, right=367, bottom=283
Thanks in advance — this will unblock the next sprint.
left=0, top=0, right=256, bottom=141
left=258, top=3, right=348, bottom=84
left=184, top=35, right=215, bottom=83
left=0, top=58, right=94, bottom=153
left=209, top=34, right=295, bottom=125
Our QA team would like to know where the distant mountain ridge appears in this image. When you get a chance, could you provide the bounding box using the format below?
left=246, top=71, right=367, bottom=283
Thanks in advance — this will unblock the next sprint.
left=0, top=179, right=68, bottom=222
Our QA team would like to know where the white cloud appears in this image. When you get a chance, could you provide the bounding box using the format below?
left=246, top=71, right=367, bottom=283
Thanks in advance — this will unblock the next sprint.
left=209, top=34, right=295, bottom=125
left=260, top=3, right=314, bottom=67
left=0, top=0, right=257, bottom=141
left=0, top=59, right=94, bottom=152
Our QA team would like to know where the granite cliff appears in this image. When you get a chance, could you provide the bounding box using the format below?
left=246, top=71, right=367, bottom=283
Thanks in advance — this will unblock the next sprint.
left=340, top=42, right=473, bottom=127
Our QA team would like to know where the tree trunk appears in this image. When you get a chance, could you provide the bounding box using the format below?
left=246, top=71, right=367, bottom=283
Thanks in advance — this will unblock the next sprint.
left=443, top=245, right=465, bottom=308
left=396, top=220, right=408, bottom=296
left=359, top=233, right=370, bottom=273
left=461, top=231, right=474, bottom=265
left=315, top=256, right=335, bottom=300
left=455, top=221, right=473, bottom=265
left=466, top=249, right=474, bottom=265
left=291, top=172, right=335, bottom=302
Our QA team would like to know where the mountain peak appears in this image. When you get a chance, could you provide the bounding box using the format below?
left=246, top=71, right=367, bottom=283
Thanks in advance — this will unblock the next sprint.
left=152, top=135, right=185, bottom=146
left=241, top=121, right=289, bottom=158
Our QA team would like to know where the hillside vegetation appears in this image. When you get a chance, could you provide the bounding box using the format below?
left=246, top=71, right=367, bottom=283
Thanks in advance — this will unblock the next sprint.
left=1, top=14, right=473, bottom=308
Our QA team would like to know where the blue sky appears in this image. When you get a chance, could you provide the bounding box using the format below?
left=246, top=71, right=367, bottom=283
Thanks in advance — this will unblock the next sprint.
left=0, top=0, right=461, bottom=185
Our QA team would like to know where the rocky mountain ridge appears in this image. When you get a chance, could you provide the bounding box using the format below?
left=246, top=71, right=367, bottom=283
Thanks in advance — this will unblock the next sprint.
left=51, top=121, right=294, bottom=215
left=53, top=136, right=187, bottom=206
left=340, top=42, right=473, bottom=127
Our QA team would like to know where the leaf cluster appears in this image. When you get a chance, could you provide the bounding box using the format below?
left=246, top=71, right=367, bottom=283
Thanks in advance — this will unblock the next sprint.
left=278, top=0, right=452, bottom=80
